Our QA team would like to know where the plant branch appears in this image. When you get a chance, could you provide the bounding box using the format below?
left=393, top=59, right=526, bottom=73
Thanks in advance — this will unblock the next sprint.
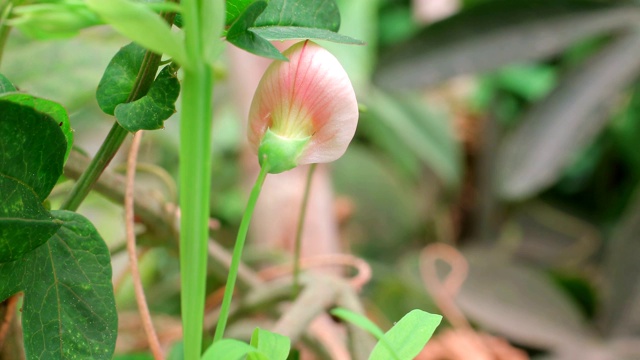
left=125, top=131, right=164, bottom=360
left=293, top=163, right=317, bottom=297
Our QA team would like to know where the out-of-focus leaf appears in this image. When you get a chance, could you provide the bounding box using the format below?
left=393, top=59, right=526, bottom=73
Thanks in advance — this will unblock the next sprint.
left=1, top=93, right=73, bottom=163
left=369, top=310, right=442, bottom=360
left=10, top=2, right=102, bottom=39
left=364, top=90, right=461, bottom=188
left=455, top=248, right=594, bottom=350
left=0, top=210, right=117, bottom=359
left=114, top=64, right=180, bottom=132
left=331, top=308, right=386, bottom=340
left=493, top=64, right=557, bottom=102
left=496, top=31, right=640, bottom=199
left=602, top=188, right=640, bottom=336
left=97, top=42, right=146, bottom=116
left=201, top=339, right=261, bottom=360
left=375, top=0, right=640, bottom=89
left=85, top=0, right=188, bottom=66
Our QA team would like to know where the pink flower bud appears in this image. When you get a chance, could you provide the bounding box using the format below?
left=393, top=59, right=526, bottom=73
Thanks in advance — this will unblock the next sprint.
left=248, top=41, right=359, bottom=174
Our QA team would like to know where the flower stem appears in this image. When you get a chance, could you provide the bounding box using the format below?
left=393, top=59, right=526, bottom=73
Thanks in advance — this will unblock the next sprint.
left=292, top=164, right=317, bottom=297
left=213, top=165, right=269, bottom=342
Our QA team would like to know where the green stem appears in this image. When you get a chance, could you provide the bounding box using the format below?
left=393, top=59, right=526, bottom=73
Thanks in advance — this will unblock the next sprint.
left=214, top=165, right=269, bottom=342
left=292, top=164, right=317, bottom=297
left=60, top=51, right=162, bottom=211
left=0, top=2, right=13, bottom=68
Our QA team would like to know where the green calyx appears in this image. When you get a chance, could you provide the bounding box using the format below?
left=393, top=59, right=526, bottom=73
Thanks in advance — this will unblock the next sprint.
left=258, top=128, right=310, bottom=174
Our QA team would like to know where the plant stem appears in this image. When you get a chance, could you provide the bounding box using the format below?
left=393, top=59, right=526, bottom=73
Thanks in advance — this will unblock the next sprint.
left=60, top=50, right=162, bottom=211
left=292, top=164, right=317, bottom=297
left=213, top=165, right=269, bottom=342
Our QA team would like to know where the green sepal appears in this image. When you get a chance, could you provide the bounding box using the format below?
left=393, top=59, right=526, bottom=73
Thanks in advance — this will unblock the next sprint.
left=258, top=128, right=309, bottom=174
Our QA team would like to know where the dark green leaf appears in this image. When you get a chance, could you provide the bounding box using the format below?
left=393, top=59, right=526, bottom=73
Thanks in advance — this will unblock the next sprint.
left=497, top=31, right=640, bottom=199
left=226, top=0, right=254, bottom=25
left=0, top=176, right=62, bottom=262
left=0, top=100, right=66, bottom=201
left=249, top=327, right=290, bottom=360
left=0, top=210, right=117, bottom=359
left=0, top=73, right=16, bottom=93
left=96, top=42, right=146, bottom=115
left=227, top=1, right=287, bottom=61
left=375, top=0, right=640, bottom=89
left=114, top=64, right=180, bottom=132
left=369, top=309, right=442, bottom=360
left=255, top=0, right=340, bottom=32
left=0, top=93, right=74, bottom=164
left=250, top=26, right=364, bottom=44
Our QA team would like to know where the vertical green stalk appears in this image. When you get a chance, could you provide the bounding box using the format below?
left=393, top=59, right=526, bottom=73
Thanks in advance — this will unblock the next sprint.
left=214, top=165, right=269, bottom=342
left=180, top=0, right=215, bottom=358
left=292, top=163, right=317, bottom=296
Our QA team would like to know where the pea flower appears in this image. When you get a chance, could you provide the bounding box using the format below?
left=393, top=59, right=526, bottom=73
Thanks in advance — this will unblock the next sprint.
left=248, top=40, right=359, bottom=174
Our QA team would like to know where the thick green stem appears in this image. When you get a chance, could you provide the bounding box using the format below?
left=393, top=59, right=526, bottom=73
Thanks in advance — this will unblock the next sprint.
left=292, top=164, right=317, bottom=297
left=214, top=165, right=269, bottom=342
left=60, top=51, right=162, bottom=211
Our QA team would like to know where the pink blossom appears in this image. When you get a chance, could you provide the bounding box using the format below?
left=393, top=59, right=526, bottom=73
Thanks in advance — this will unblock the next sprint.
left=248, top=40, right=359, bottom=173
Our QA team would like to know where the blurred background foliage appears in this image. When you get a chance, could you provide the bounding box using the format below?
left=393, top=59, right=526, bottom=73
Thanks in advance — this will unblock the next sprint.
left=6, top=0, right=640, bottom=358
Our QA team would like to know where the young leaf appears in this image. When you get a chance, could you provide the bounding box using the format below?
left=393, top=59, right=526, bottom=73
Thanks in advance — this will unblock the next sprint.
left=250, top=27, right=363, bottom=45
left=249, top=327, right=290, bottom=360
left=0, top=73, right=16, bottom=93
left=114, top=64, right=180, bottom=132
left=96, top=42, right=147, bottom=115
left=331, top=308, right=386, bottom=340
left=0, top=93, right=74, bottom=164
left=0, top=210, right=117, bottom=359
left=85, top=0, right=188, bottom=66
left=201, top=339, right=262, bottom=360
left=226, top=1, right=287, bottom=61
left=369, top=310, right=442, bottom=360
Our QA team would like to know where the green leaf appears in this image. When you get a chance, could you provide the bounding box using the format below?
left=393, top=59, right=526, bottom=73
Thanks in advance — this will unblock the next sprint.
left=85, top=0, right=188, bottom=66
left=226, top=0, right=254, bottom=25
left=114, top=64, right=180, bottom=132
left=375, top=0, right=640, bottom=89
left=0, top=210, right=117, bottom=359
left=0, top=93, right=74, bottom=164
left=201, top=339, right=261, bottom=360
left=249, top=327, right=290, bottom=360
left=0, top=176, right=62, bottom=262
left=255, top=0, right=340, bottom=32
left=96, top=42, right=146, bottom=116
left=497, top=31, right=640, bottom=199
left=9, top=2, right=102, bottom=40
left=250, top=26, right=363, bottom=44
left=331, top=308, right=386, bottom=340
left=227, top=1, right=287, bottom=61
left=369, top=310, right=442, bottom=360
left=0, top=73, right=16, bottom=93
left=0, top=100, right=66, bottom=201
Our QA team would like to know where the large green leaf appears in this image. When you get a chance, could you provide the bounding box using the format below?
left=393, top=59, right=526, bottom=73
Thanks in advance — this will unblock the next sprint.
left=0, top=100, right=66, bottom=201
left=496, top=31, right=640, bottom=199
left=250, top=27, right=363, bottom=45
left=226, top=0, right=254, bottom=25
left=0, top=176, right=61, bottom=262
left=254, top=0, right=340, bottom=31
left=0, top=93, right=74, bottom=164
left=369, top=310, right=442, bottom=360
left=96, top=42, right=146, bottom=116
left=375, top=0, right=640, bottom=89
left=114, top=64, right=181, bottom=132
left=85, top=0, right=188, bottom=66
left=0, top=210, right=117, bottom=360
